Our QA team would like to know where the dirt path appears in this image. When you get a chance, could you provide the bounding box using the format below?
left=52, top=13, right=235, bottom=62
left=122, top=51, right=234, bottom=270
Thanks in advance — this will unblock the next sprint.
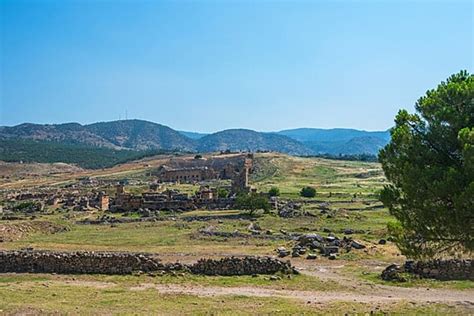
left=55, top=263, right=474, bottom=308
left=128, top=282, right=474, bottom=305
left=140, top=260, right=472, bottom=307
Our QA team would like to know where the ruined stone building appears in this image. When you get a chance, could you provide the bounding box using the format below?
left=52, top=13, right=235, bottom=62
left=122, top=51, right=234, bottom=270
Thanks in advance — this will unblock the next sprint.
left=153, top=153, right=254, bottom=193
left=112, top=184, right=233, bottom=212
left=155, top=166, right=217, bottom=182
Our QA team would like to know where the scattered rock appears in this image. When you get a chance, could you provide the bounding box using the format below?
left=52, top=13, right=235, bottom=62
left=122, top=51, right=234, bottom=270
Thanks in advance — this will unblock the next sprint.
left=381, top=264, right=406, bottom=282
left=277, top=247, right=290, bottom=258
left=351, top=241, right=366, bottom=250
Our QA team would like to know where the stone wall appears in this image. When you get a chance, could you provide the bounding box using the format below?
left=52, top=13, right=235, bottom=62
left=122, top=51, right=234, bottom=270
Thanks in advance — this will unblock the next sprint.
left=190, top=257, right=295, bottom=276
left=0, top=250, right=295, bottom=276
left=382, top=259, right=473, bottom=281
left=0, top=250, right=164, bottom=274
left=405, top=259, right=473, bottom=281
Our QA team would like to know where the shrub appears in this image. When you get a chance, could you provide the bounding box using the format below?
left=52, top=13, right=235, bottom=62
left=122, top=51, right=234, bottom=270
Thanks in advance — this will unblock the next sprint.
left=217, top=188, right=229, bottom=198
left=300, top=186, right=316, bottom=198
left=268, top=187, right=280, bottom=197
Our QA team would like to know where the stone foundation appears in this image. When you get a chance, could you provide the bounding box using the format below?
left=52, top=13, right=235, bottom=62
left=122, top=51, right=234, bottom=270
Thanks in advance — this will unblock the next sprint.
left=0, top=250, right=295, bottom=276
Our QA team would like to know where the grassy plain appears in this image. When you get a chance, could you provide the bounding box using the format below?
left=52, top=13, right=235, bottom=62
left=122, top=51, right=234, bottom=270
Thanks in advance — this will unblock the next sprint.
left=0, top=153, right=472, bottom=314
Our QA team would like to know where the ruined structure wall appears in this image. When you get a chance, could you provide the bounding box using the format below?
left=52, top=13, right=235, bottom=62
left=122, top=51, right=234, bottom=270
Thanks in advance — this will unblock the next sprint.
left=406, top=259, right=473, bottom=281
left=382, top=259, right=474, bottom=281
left=0, top=251, right=295, bottom=276
left=158, top=169, right=216, bottom=182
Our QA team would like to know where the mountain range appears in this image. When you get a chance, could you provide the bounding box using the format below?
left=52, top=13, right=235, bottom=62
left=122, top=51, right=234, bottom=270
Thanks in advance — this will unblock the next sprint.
left=0, top=120, right=390, bottom=158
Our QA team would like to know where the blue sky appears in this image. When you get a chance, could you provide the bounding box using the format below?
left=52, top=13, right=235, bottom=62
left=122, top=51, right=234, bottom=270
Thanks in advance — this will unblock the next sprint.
left=1, top=0, right=472, bottom=132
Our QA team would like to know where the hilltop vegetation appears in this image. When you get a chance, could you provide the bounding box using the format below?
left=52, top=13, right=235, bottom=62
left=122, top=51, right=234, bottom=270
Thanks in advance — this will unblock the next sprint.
left=0, top=138, right=167, bottom=169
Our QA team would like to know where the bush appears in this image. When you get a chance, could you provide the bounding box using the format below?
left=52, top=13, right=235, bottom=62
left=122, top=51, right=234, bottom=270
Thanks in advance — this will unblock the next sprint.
left=217, top=188, right=229, bottom=198
left=300, top=186, right=316, bottom=198
left=268, top=187, right=280, bottom=197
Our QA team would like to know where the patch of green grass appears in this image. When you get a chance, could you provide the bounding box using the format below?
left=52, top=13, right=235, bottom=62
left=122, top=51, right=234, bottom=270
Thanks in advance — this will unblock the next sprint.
left=0, top=282, right=315, bottom=315
left=0, top=276, right=469, bottom=315
left=252, top=154, right=388, bottom=200
left=1, top=272, right=341, bottom=292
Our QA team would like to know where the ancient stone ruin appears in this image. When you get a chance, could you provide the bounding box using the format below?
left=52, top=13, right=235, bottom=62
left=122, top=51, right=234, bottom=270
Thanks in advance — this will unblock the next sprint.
left=0, top=250, right=296, bottom=276
left=153, top=153, right=253, bottom=193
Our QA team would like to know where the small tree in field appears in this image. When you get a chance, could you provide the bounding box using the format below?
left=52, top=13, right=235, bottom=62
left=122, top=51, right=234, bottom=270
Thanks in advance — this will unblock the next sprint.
left=268, top=187, right=280, bottom=197
left=235, top=193, right=270, bottom=215
left=379, top=70, right=473, bottom=259
left=300, top=186, right=316, bottom=198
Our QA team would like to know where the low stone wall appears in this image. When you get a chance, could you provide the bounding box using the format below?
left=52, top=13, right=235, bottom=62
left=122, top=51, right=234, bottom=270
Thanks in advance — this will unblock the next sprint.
left=382, top=259, right=473, bottom=281
left=190, top=257, right=296, bottom=276
left=0, top=250, right=164, bottom=274
left=0, top=250, right=295, bottom=276
left=405, top=259, right=473, bottom=281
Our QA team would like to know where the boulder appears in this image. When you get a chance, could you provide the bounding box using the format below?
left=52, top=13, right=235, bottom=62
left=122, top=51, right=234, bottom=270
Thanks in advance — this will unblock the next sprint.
left=321, top=246, right=339, bottom=256
left=298, top=234, right=324, bottom=246
left=351, top=241, right=366, bottom=250
left=277, top=247, right=290, bottom=258
left=381, top=264, right=406, bottom=282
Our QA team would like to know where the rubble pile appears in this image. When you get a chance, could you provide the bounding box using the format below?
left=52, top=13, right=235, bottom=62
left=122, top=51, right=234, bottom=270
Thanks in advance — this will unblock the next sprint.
left=277, top=233, right=366, bottom=259
left=277, top=202, right=305, bottom=218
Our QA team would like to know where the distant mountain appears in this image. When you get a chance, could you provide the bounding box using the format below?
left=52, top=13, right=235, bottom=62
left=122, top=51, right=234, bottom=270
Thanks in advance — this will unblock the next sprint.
left=333, top=136, right=389, bottom=155
left=178, top=131, right=208, bottom=140
left=1, top=120, right=196, bottom=152
left=86, top=120, right=196, bottom=151
left=197, top=129, right=312, bottom=155
left=0, top=120, right=391, bottom=166
left=278, top=128, right=390, bottom=155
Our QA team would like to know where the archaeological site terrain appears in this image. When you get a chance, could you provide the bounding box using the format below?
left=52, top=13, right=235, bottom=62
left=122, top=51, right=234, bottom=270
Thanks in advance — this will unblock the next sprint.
left=0, top=152, right=472, bottom=314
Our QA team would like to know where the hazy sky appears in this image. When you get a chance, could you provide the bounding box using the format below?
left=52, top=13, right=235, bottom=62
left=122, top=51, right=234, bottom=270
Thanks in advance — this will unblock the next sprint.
left=1, top=0, right=472, bottom=132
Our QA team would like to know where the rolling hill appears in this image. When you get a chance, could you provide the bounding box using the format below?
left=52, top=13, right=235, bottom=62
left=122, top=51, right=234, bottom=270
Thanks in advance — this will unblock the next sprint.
left=0, top=120, right=391, bottom=167
left=86, top=120, right=196, bottom=151
left=197, top=129, right=312, bottom=155
left=277, top=128, right=390, bottom=155
left=0, top=120, right=196, bottom=152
